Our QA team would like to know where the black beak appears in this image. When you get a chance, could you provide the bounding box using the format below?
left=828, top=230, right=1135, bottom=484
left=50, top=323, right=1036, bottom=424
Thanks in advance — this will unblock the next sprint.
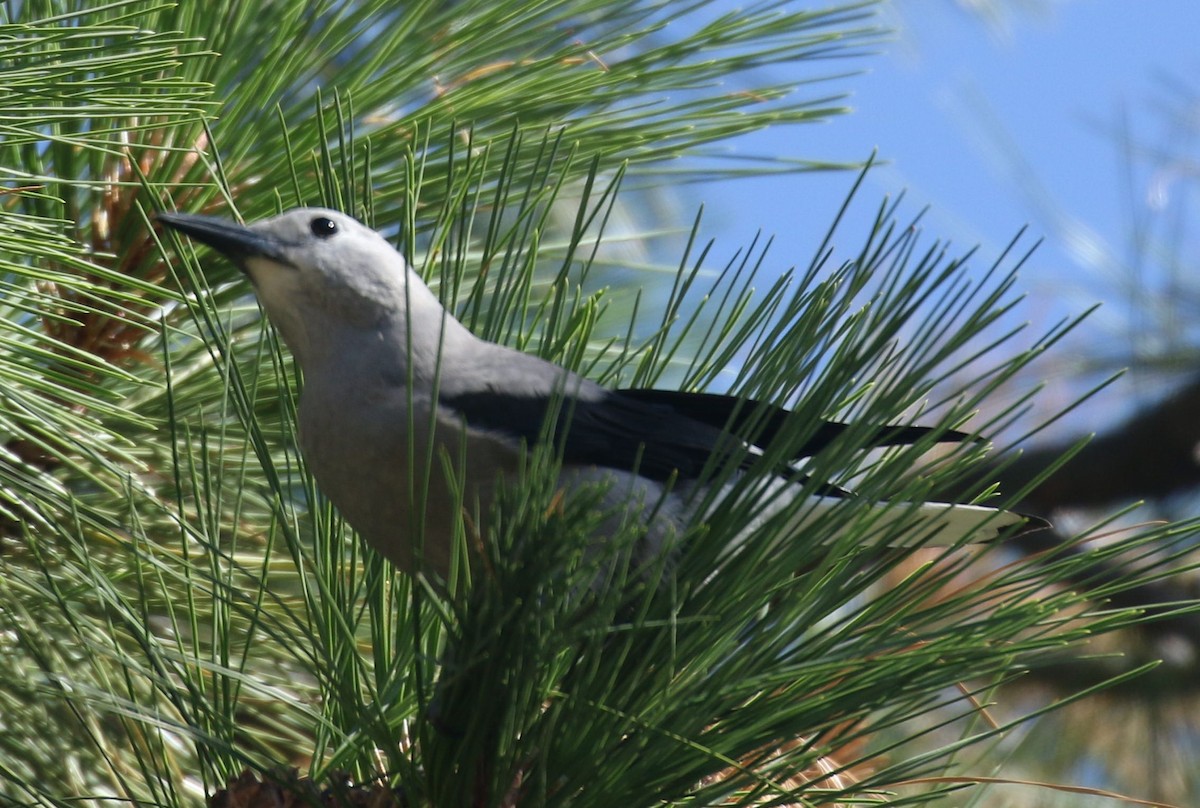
left=156, top=211, right=290, bottom=265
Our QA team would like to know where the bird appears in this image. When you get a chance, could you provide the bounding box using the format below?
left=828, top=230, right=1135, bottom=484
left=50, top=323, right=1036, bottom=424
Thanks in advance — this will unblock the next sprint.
left=157, top=207, right=1042, bottom=581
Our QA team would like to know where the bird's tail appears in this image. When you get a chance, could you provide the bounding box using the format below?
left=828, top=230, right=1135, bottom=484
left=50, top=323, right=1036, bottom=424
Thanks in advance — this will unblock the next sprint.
left=785, top=495, right=1044, bottom=549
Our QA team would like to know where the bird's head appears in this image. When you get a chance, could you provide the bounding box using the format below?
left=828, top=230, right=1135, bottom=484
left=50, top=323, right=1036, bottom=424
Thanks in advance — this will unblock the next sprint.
left=158, top=207, right=444, bottom=370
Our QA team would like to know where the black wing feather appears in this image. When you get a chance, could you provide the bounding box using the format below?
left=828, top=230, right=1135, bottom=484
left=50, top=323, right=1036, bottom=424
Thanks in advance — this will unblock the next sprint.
left=614, top=389, right=973, bottom=458
left=440, top=389, right=732, bottom=481
left=440, top=388, right=972, bottom=483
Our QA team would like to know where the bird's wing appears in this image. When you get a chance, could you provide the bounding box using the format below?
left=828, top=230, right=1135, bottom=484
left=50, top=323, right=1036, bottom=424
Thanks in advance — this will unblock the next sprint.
left=438, top=386, right=737, bottom=482
left=440, top=382, right=971, bottom=483
left=440, top=381, right=1049, bottom=539
left=438, top=340, right=969, bottom=480
left=614, top=389, right=973, bottom=460
left=608, top=391, right=1051, bottom=538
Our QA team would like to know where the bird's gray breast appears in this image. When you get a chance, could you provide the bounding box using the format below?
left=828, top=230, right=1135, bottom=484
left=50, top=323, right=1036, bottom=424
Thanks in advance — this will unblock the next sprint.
left=296, top=376, right=523, bottom=576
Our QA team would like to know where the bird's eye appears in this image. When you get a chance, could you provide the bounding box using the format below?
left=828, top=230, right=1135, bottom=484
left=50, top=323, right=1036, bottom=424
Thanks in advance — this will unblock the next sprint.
left=310, top=216, right=338, bottom=239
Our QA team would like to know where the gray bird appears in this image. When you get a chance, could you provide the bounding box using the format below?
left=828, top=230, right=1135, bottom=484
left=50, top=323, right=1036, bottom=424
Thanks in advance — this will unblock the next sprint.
left=157, top=207, right=1039, bottom=580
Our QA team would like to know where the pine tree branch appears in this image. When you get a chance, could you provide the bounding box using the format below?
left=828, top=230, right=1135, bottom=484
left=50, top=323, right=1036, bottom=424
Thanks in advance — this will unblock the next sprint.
left=939, top=377, right=1200, bottom=650
left=1000, top=374, right=1200, bottom=510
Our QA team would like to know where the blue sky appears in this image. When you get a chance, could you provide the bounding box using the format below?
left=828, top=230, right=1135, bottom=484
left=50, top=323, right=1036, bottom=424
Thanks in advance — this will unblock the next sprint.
left=697, top=1, right=1200, bottom=432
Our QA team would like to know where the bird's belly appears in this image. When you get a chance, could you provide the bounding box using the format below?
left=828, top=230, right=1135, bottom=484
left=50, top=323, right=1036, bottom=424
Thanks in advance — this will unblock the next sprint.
left=298, top=392, right=518, bottom=578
